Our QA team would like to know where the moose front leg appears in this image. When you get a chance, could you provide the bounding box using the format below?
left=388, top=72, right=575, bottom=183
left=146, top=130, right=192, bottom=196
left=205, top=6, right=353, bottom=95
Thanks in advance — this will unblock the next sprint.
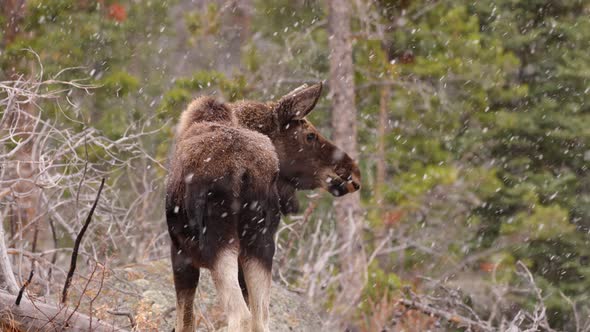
left=277, top=180, right=299, bottom=215
left=171, top=245, right=200, bottom=332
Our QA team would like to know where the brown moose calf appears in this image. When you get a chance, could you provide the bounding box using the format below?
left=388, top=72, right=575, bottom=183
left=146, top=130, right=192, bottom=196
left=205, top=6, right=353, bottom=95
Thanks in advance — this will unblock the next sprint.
left=166, top=83, right=360, bottom=332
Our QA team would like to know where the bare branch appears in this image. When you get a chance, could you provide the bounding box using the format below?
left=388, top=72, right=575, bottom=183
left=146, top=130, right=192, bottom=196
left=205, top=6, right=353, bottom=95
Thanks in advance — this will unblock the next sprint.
left=61, top=178, right=105, bottom=304
left=107, top=310, right=136, bottom=329
left=0, top=211, right=19, bottom=294
left=397, top=298, right=494, bottom=332
left=14, top=268, right=33, bottom=305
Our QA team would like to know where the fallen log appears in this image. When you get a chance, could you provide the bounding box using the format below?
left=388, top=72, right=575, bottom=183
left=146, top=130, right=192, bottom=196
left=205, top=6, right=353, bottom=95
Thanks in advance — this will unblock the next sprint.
left=0, top=290, right=127, bottom=332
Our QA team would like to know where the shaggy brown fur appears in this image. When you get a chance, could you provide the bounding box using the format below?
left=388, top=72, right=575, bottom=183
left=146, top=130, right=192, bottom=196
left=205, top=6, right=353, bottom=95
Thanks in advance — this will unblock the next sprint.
left=167, top=100, right=279, bottom=265
left=166, top=83, right=361, bottom=332
left=167, top=96, right=280, bottom=332
left=231, top=100, right=278, bottom=136
left=176, top=96, right=235, bottom=136
left=168, top=123, right=277, bottom=216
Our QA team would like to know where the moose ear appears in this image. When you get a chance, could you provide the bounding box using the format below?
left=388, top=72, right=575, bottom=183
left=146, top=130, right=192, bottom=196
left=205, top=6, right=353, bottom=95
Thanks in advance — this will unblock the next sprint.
left=276, top=82, right=323, bottom=124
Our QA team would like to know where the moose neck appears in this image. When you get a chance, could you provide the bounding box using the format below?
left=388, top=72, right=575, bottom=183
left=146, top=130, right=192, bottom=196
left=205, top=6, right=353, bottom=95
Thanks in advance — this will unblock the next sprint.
left=230, top=102, right=291, bottom=172
left=230, top=101, right=300, bottom=213
left=230, top=101, right=290, bottom=176
left=231, top=101, right=279, bottom=138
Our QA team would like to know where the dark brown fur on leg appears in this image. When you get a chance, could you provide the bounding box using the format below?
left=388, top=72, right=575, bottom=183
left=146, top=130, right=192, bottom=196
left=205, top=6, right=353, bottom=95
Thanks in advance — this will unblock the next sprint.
left=240, top=234, right=275, bottom=332
left=277, top=179, right=299, bottom=214
left=171, top=243, right=199, bottom=332
left=238, top=183, right=280, bottom=332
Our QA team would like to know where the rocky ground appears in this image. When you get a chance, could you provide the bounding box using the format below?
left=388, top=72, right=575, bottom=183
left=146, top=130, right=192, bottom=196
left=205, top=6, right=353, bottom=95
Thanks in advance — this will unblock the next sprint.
left=90, top=259, right=322, bottom=331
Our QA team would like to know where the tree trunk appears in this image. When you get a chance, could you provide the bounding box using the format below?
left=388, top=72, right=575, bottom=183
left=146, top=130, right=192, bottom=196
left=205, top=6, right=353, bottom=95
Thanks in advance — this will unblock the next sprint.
left=375, top=86, right=389, bottom=205
left=0, top=0, right=26, bottom=51
left=328, top=0, right=366, bottom=325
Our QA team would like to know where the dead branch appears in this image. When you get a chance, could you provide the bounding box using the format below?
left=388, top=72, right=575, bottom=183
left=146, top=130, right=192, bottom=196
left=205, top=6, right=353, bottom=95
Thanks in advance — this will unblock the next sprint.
left=0, top=289, right=127, bottom=332
left=88, top=261, right=107, bottom=331
left=14, top=268, right=33, bottom=306
left=46, top=217, right=58, bottom=288
left=61, top=177, right=105, bottom=304
left=277, top=196, right=320, bottom=270
left=514, top=261, right=556, bottom=332
left=107, top=310, right=136, bottom=329
left=0, top=211, right=19, bottom=294
left=63, top=261, right=99, bottom=327
left=397, top=298, right=494, bottom=332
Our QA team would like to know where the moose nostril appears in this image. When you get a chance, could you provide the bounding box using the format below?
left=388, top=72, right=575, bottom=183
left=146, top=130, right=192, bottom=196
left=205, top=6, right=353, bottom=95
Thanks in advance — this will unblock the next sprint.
left=352, top=182, right=360, bottom=190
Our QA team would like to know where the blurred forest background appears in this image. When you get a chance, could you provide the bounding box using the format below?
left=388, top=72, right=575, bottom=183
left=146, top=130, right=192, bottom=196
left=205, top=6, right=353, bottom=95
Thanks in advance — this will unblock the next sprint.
left=1, top=0, right=589, bottom=331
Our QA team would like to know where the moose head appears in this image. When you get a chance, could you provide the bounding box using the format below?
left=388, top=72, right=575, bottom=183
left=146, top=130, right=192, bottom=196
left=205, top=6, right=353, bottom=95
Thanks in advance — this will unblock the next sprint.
left=232, top=83, right=361, bottom=213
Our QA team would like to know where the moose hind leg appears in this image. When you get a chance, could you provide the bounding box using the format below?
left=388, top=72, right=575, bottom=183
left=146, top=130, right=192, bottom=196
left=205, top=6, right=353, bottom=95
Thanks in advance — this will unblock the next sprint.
left=238, top=263, right=249, bottom=304
left=171, top=246, right=200, bottom=332
left=239, top=176, right=280, bottom=332
left=240, top=218, right=277, bottom=331
left=211, top=248, right=251, bottom=331
left=241, top=254, right=273, bottom=332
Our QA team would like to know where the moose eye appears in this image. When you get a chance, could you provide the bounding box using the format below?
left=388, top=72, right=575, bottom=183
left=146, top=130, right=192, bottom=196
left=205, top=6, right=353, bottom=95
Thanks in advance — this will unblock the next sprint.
left=306, top=133, right=317, bottom=142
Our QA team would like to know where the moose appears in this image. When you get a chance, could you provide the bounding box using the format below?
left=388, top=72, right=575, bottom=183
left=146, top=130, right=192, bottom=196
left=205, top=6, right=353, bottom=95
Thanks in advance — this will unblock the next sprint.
left=166, top=83, right=360, bottom=332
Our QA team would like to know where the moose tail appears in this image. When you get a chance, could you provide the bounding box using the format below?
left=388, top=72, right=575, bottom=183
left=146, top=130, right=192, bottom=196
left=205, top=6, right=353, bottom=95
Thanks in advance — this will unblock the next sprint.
left=185, top=182, right=208, bottom=250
